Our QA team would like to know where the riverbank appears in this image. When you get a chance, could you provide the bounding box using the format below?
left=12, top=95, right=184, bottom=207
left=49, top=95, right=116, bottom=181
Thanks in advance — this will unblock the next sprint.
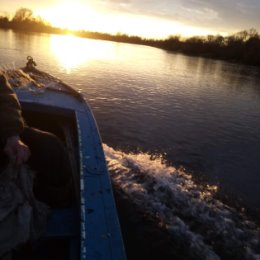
left=0, top=15, right=259, bottom=67
left=70, top=29, right=260, bottom=67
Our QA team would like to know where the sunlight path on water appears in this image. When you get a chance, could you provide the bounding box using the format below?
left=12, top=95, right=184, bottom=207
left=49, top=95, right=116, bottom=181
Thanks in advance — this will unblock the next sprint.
left=103, top=144, right=260, bottom=260
left=49, top=34, right=116, bottom=73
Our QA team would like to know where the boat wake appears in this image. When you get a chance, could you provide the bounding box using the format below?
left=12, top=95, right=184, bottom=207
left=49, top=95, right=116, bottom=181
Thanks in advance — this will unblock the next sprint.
left=103, top=144, right=260, bottom=260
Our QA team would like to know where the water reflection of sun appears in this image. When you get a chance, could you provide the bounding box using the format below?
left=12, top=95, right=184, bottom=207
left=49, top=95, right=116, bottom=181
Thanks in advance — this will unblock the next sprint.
left=50, top=34, right=115, bottom=73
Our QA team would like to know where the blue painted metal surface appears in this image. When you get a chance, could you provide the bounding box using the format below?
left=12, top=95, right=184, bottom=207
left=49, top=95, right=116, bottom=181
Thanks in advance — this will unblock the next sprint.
left=77, top=111, right=125, bottom=260
left=15, top=84, right=126, bottom=260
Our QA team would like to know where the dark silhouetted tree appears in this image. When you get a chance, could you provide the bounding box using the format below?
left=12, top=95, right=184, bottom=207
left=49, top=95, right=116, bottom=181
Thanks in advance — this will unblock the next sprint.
left=13, top=8, right=33, bottom=22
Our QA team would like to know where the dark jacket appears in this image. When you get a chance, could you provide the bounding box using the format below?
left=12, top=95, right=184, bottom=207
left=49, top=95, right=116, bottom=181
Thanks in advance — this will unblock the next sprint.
left=0, top=72, right=24, bottom=143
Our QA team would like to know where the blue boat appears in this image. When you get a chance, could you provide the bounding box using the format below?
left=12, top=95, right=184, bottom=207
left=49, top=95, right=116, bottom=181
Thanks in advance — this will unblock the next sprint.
left=6, top=65, right=126, bottom=260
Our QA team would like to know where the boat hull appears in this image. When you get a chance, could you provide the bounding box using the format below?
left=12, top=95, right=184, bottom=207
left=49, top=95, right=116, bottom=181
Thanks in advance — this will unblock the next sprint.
left=9, top=69, right=126, bottom=260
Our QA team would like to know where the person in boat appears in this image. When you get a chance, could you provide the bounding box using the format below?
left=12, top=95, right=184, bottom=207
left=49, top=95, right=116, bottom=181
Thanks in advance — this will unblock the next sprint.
left=0, top=72, right=73, bottom=207
left=25, top=56, right=37, bottom=71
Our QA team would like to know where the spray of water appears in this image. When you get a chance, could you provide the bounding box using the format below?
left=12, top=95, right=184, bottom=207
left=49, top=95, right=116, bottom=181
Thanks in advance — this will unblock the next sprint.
left=104, top=144, right=260, bottom=260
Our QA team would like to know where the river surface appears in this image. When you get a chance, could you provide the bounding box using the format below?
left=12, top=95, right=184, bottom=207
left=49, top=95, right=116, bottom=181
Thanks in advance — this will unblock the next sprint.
left=1, top=29, right=260, bottom=259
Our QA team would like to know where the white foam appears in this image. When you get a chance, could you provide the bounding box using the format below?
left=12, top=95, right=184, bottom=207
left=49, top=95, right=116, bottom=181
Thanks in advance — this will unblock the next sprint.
left=104, top=144, right=260, bottom=260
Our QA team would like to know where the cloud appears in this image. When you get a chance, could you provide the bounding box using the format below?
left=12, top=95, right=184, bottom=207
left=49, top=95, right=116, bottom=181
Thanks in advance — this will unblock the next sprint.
left=96, top=0, right=260, bottom=33
left=172, top=0, right=260, bottom=30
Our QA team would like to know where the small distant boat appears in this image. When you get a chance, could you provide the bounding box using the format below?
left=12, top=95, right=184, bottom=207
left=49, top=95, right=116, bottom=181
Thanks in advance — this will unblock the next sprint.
left=5, top=60, right=126, bottom=260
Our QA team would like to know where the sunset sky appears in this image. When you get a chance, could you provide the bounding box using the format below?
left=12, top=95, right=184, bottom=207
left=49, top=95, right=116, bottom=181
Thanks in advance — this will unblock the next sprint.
left=0, top=0, right=260, bottom=38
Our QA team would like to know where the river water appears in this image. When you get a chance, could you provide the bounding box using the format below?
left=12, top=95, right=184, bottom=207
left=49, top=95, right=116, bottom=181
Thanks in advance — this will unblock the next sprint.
left=1, top=30, right=260, bottom=259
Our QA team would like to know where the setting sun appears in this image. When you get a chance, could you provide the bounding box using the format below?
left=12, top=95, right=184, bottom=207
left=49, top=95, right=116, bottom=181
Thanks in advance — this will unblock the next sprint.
left=39, top=1, right=99, bottom=31
left=1, top=0, right=260, bottom=39
left=36, top=0, right=215, bottom=38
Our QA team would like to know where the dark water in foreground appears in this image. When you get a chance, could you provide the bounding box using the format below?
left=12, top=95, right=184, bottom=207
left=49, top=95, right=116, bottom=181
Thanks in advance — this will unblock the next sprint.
left=1, top=30, right=260, bottom=259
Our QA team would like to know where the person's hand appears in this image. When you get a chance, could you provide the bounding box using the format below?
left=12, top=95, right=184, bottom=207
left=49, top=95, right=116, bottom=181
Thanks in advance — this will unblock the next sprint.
left=4, top=136, right=30, bottom=165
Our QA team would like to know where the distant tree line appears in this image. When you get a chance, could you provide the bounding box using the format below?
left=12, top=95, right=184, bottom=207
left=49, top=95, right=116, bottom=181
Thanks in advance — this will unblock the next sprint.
left=1, top=8, right=260, bottom=66
left=154, top=29, right=260, bottom=66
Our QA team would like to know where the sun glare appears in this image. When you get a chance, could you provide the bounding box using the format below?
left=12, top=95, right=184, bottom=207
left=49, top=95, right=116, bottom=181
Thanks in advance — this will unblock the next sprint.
left=38, top=0, right=216, bottom=38
left=39, top=1, right=99, bottom=31
left=103, top=13, right=214, bottom=38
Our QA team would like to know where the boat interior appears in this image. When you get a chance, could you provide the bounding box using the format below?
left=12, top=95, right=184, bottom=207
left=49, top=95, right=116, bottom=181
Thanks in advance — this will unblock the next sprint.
left=6, top=102, right=81, bottom=260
